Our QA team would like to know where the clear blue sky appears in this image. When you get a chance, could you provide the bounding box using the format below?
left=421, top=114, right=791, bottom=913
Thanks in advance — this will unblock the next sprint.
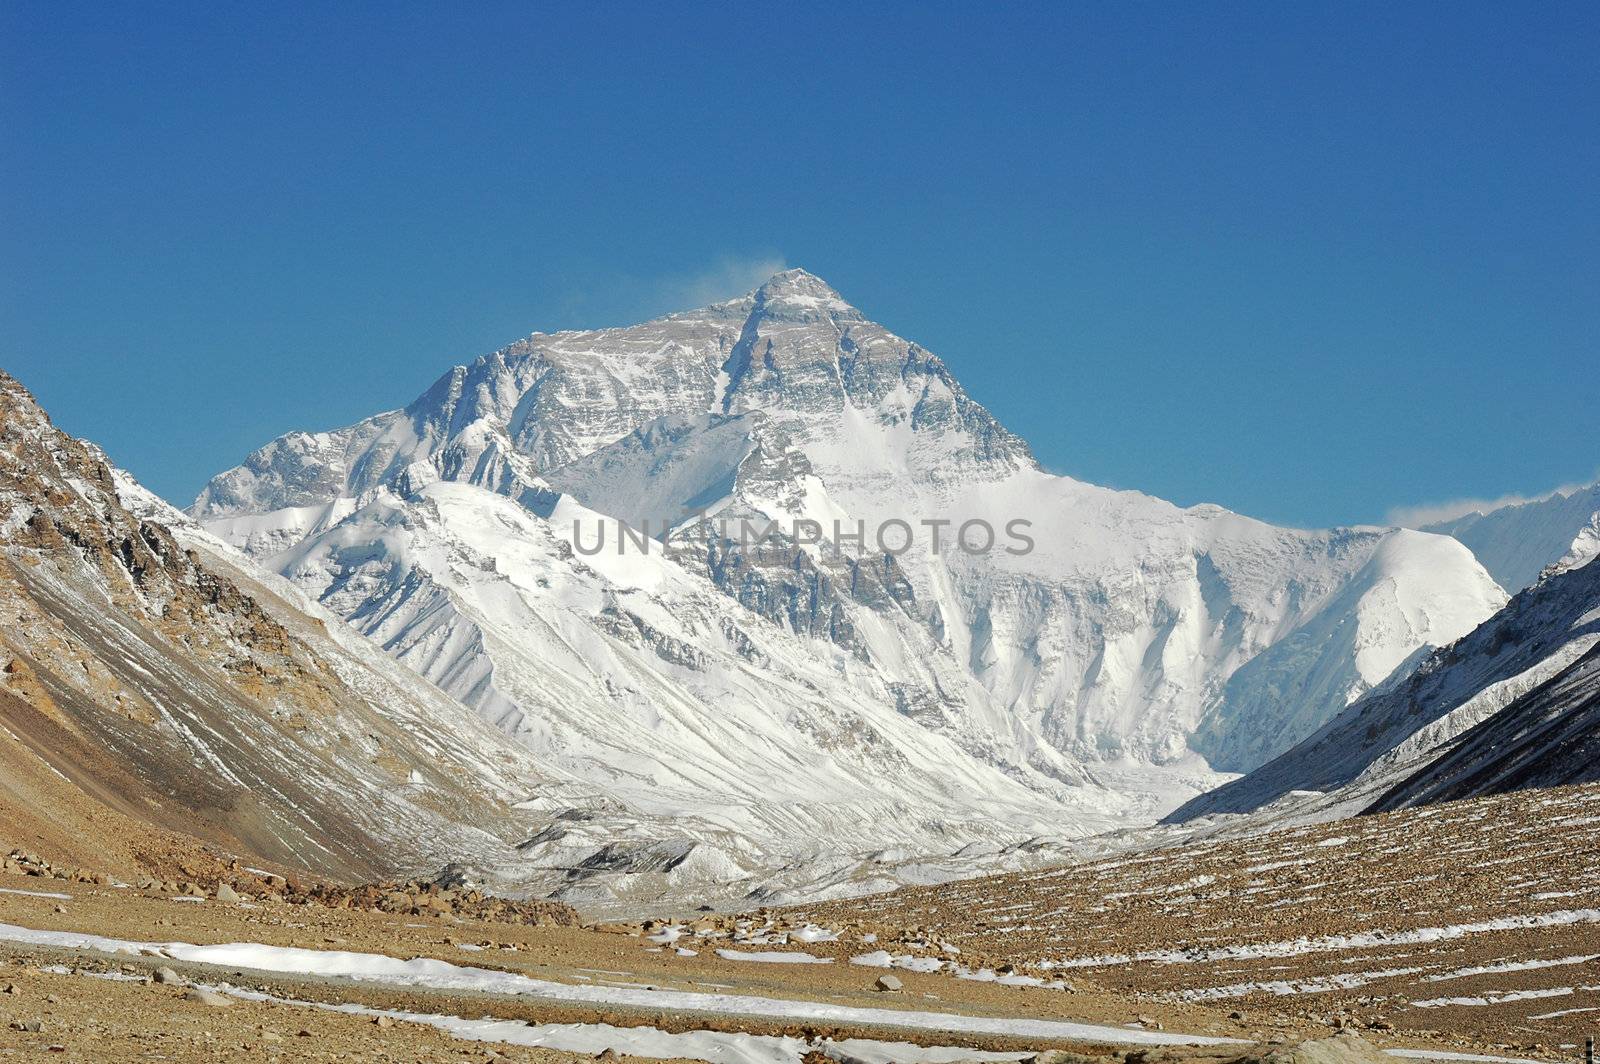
left=4, top=2, right=1596, bottom=528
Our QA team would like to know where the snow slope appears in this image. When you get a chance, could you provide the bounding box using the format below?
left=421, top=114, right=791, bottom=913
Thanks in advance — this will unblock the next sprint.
left=1367, top=562, right=1600, bottom=810
left=1423, top=481, right=1600, bottom=594
left=1190, top=530, right=1507, bottom=771
left=191, top=269, right=1505, bottom=890
left=1169, top=555, right=1600, bottom=823
left=268, top=474, right=1115, bottom=892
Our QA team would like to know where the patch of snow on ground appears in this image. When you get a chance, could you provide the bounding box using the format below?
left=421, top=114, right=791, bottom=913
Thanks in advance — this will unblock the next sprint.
left=1040, top=909, right=1600, bottom=969
left=0, top=922, right=1235, bottom=1045
left=1181, top=968, right=1426, bottom=1001
left=1424, top=955, right=1599, bottom=982
left=850, top=950, right=947, bottom=973
left=1412, top=987, right=1584, bottom=1009
left=218, top=984, right=1035, bottom=1064
left=0, top=888, right=73, bottom=900
left=714, top=949, right=832, bottom=965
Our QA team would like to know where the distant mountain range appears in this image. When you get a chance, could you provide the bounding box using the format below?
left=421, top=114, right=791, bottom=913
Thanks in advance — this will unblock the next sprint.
left=5, top=270, right=1595, bottom=908
left=1420, top=482, right=1600, bottom=593
left=183, top=269, right=1565, bottom=896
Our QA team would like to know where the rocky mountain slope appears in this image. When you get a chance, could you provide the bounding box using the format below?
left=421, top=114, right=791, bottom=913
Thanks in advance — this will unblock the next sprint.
left=1168, top=553, right=1600, bottom=823
left=1367, top=594, right=1600, bottom=810
left=0, top=368, right=583, bottom=883
left=190, top=269, right=1504, bottom=873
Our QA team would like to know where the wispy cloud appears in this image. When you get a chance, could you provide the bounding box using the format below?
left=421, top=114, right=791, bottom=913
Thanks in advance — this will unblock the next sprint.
left=559, top=253, right=789, bottom=329
left=652, top=253, right=788, bottom=310
left=1386, top=475, right=1599, bottom=528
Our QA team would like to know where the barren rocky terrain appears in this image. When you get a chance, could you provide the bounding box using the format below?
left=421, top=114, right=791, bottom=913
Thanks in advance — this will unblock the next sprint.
left=3, top=785, right=1594, bottom=1062
left=805, top=784, right=1600, bottom=1058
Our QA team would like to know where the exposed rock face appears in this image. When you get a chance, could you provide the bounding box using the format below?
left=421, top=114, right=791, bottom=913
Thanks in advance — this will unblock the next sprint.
left=189, top=270, right=1506, bottom=876
left=0, top=371, right=308, bottom=686
left=542, top=410, right=919, bottom=657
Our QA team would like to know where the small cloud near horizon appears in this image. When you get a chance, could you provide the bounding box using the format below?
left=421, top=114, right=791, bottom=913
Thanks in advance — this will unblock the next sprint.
left=1386, top=474, right=1599, bottom=528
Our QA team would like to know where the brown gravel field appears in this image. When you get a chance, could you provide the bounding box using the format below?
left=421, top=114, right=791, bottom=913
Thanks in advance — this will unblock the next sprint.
left=803, top=784, right=1600, bottom=1058
left=4, top=784, right=1596, bottom=1062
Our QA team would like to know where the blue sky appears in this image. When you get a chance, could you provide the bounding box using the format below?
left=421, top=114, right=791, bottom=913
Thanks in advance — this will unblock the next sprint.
left=3, top=2, right=1596, bottom=528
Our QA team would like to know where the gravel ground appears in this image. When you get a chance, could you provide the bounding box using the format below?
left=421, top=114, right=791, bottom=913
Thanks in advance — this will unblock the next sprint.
left=802, top=784, right=1600, bottom=1060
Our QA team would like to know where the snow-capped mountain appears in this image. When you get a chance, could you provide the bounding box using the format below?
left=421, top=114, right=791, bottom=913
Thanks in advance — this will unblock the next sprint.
left=1422, top=481, right=1600, bottom=594
left=1187, top=528, right=1510, bottom=771
left=192, top=269, right=1505, bottom=879
left=1168, top=553, right=1600, bottom=823
left=6, top=365, right=1034, bottom=909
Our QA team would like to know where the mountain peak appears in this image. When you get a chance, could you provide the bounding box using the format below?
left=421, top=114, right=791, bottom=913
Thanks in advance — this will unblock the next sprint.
left=750, top=267, right=861, bottom=321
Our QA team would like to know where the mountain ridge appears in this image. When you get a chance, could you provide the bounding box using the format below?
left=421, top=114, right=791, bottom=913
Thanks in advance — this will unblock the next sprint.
left=1167, top=553, right=1600, bottom=825
left=1421, top=479, right=1600, bottom=593
left=188, top=270, right=1507, bottom=899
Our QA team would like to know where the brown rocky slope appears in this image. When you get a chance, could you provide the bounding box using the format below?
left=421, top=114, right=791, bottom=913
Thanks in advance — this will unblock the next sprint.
left=0, top=368, right=565, bottom=888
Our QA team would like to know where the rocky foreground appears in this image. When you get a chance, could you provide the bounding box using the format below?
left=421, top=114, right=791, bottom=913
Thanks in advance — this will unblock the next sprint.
left=4, top=789, right=1593, bottom=1064
left=803, top=783, right=1600, bottom=1058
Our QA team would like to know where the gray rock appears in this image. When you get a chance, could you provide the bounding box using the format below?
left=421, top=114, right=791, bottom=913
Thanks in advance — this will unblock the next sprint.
left=214, top=883, right=243, bottom=903
left=1025, top=1053, right=1103, bottom=1064
left=185, top=987, right=234, bottom=1008
left=874, top=973, right=903, bottom=992
left=153, top=966, right=184, bottom=986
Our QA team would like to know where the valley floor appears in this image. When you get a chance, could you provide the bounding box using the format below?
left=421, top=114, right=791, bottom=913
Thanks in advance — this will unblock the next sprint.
left=0, top=879, right=1253, bottom=1063
left=4, top=786, right=1595, bottom=1063
left=803, top=783, right=1600, bottom=1059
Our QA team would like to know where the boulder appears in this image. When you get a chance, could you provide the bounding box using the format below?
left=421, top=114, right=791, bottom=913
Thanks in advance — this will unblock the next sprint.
left=184, top=988, right=234, bottom=1008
